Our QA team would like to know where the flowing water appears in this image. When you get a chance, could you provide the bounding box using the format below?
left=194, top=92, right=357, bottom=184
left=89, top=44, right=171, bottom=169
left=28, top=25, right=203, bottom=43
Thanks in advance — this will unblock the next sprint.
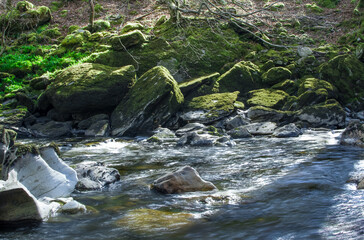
left=1, top=130, right=364, bottom=240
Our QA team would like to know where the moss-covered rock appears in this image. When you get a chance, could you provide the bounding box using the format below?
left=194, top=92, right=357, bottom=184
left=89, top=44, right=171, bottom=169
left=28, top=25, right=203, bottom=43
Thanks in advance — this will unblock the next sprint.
left=247, top=89, right=289, bottom=109
left=30, top=75, right=51, bottom=90
left=181, top=91, right=239, bottom=123
left=121, top=22, right=145, bottom=33
left=271, top=79, right=298, bottom=95
left=262, top=67, right=292, bottom=86
left=217, top=61, right=261, bottom=96
left=179, top=73, right=220, bottom=100
left=356, top=42, right=364, bottom=62
left=111, top=66, right=184, bottom=136
left=110, top=30, right=147, bottom=51
left=297, top=100, right=345, bottom=128
left=87, top=20, right=111, bottom=32
left=247, top=106, right=293, bottom=122
left=0, top=106, right=29, bottom=127
left=319, top=55, right=364, bottom=104
left=60, top=30, right=91, bottom=48
left=45, top=63, right=136, bottom=114
left=297, top=77, right=335, bottom=96
left=0, top=2, right=51, bottom=33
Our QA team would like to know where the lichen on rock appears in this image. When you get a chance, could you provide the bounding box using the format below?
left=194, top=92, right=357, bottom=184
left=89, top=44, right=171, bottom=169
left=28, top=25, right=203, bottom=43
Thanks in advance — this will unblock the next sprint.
left=247, top=89, right=289, bottom=109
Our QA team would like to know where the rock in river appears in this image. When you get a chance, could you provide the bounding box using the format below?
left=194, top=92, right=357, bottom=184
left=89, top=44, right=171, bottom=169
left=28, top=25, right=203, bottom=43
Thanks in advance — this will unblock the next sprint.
left=340, top=120, right=364, bottom=148
left=151, top=166, right=217, bottom=194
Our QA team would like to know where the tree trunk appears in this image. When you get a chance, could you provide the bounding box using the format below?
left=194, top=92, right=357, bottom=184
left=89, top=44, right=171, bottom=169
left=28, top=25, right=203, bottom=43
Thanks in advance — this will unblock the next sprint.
left=89, top=0, right=95, bottom=32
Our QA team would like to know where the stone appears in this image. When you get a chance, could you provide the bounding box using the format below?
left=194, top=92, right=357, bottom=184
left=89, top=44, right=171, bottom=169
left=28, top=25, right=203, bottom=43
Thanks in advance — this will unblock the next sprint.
left=247, top=89, right=289, bottom=109
left=147, top=127, right=176, bottom=143
left=151, top=166, right=217, bottom=194
left=58, top=199, right=87, bottom=214
left=30, top=121, right=72, bottom=138
left=45, top=63, right=135, bottom=114
left=297, top=101, right=346, bottom=128
left=219, top=113, right=250, bottom=130
left=85, top=120, right=109, bottom=137
left=247, top=106, right=287, bottom=122
left=78, top=114, right=109, bottom=130
left=262, top=67, right=292, bottom=85
left=0, top=107, right=29, bottom=127
left=110, top=30, right=147, bottom=51
left=175, top=123, right=206, bottom=137
left=30, top=75, right=50, bottom=90
left=121, top=22, right=145, bottom=33
left=8, top=145, right=78, bottom=199
left=272, top=123, right=302, bottom=138
left=46, top=109, right=72, bottom=122
left=176, top=131, right=235, bottom=147
left=356, top=42, right=364, bottom=62
left=297, top=46, right=313, bottom=58
left=245, top=122, right=277, bottom=135
left=340, top=121, right=364, bottom=148
left=227, top=126, right=252, bottom=138
left=319, top=55, right=364, bottom=104
left=217, top=61, right=261, bottom=95
left=179, top=72, right=220, bottom=99
left=111, top=66, right=184, bottom=136
left=181, top=92, right=239, bottom=124
left=75, top=162, right=121, bottom=191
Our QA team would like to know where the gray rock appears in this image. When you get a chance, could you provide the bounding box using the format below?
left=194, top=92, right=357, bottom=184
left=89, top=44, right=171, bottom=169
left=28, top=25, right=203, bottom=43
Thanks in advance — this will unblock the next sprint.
left=176, top=123, right=206, bottom=137
left=245, top=122, right=277, bottom=135
left=177, top=131, right=235, bottom=147
left=147, top=127, right=176, bottom=143
left=218, top=113, right=250, bottom=130
left=46, top=108, right=72, bottom=122
left=75, top=162, right=121, bottom=191
left=78, top=114, right=109, bottom=130
left=297, top=46, right=313, bottom=58
left=340, top=121, right=364, bottom=148
left=151, top=166, right=217, bottom=194
left=85, top=120, right=109, bottom=137
left=247, top=107, right=285, bottom=122
left=273, top=123, right=302, bottom=138
left=30, top=121, right=72, bottom=138
left=227, top=126, right=252, bottom=138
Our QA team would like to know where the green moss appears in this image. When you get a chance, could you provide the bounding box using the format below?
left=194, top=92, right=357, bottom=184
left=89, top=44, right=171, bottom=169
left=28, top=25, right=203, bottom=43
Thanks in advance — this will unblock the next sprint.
left=206, top=125, right=223, bottom=136
left=61, top=31, right=90, bottom=48
left=121, top=22, right=145, bottom=34
left=318, top=55, right=364, bottom=104
left=272, top=79, right=297, bottom=95
left=262, top=67, right=292, bottom=86
left=179, top=72, right=220, bottom=99
left=0, top=125, right=17, bottom=147
left=247, top=89, right=289, bottom=109
left=15, top=143, right=40, bottom=157
left=314, top=0, right=339, bottom=8
left=217, top=61, right=261, bottom=96
left=68, top=25, right=80, bottom=34
left=16, top=1, right=34, bottom=12
left=186, top=91, right=239, bottom=118
left=297, top=77, right=335, bottom=96
left=305, top=3, right=323, bottom=13
left=110, top=30, right=147, bottom=50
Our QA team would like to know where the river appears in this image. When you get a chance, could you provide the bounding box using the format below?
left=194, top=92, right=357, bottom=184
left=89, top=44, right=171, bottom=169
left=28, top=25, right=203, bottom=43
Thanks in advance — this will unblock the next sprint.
left=1, top=130, right=363, bottom=239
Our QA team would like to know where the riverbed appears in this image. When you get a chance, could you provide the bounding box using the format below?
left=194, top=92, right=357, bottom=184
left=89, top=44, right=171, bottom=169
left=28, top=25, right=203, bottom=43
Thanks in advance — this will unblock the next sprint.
left=1, top=130, right=363, bottom=239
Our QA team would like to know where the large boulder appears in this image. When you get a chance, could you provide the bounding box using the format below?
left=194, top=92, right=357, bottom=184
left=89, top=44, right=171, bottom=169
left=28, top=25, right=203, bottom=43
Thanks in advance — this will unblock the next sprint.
left=181, top=91, right=240, bottom=124
left=45, top=63, right=136, bottom=114
left=340, top=121, right=364, bottom=148
left=179, top=72, right=220, bottom=99
left=297, top=100, right=346, bottom=128
left=245, top=122, right=277, bottom=135
left=262, top=67, right=292, bottom=85
left=4, top=145, right=78, bottom=199
left=0, top=1, right=51, bottom=33
left=319, top=55, right=364, bottom=104
left=247, top=89, right=289, bottom=109
left=151, top=166, right=217, bottom=194
left=111, top=66, right=184, bottom=136
left=217, top=61, right=261, bottom=96
left=75, top=162, right=121, bottom=191
left=272, top=123, right=302, bottom=138
left=29, top=121, right=72, bottom=138
left=110, top=30, right=147, bottom=50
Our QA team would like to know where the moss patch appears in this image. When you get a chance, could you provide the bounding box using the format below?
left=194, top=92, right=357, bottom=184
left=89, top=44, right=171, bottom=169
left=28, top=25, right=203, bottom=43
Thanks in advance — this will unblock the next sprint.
left=247, top=89, right=289, bottom=109
left=262, top=67, right=292, bottom=86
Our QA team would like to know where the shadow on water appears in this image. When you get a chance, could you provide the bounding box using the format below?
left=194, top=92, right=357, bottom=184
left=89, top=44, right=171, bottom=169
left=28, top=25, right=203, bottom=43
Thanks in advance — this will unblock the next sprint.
left=181, top=145, right=364, bottom=240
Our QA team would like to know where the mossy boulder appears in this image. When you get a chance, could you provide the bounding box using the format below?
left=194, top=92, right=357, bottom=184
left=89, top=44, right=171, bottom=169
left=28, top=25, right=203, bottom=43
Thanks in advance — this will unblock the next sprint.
left=30, top=75, right=51, bottom=90
left=262, top=67, right=292, bottom=86
left=297, top=100, right=345, bottom=128
left=111, top=66, right=184, bottom=136
left=356, top=42, right=364, bottom=62
left=318, top=55, right=364, bottom=104
left=60, top=30, right=91, bottom=48
left=110, top=30, right=147, bottom=51
left=179, top=72, right=220, bottom=100
left=121, top=22, right=145, bottom=33
left=86, top=20, right=111, bottom=32
left=181, top=91, right=239, bottom=123
left=0, top=107, right=29, bottom=127
left=271, top=79, right=298, bottom=95
left=297, top=78, right=335, bottom=96
left=45, top=63, right=136, bottom=114
left=0, top=2, right=51, bottom=33
left=247, top=89, right=289, bottom=109
left=217, top=61, right=261, bottom=96
left=247, top=106, right=293, bottom=123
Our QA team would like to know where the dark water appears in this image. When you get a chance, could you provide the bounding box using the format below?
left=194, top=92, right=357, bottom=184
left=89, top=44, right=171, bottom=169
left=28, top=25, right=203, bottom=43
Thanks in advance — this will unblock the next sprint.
left=1, top=130, right=363, bottom=240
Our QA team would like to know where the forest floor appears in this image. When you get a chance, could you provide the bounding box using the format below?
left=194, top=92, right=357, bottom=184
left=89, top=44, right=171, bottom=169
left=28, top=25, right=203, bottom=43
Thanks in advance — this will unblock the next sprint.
left=2, top=0, right=358, bottom=44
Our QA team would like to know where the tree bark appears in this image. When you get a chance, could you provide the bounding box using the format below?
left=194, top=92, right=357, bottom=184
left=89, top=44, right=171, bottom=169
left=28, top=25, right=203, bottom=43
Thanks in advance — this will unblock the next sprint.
left=89, top=0, right=95, bottom=32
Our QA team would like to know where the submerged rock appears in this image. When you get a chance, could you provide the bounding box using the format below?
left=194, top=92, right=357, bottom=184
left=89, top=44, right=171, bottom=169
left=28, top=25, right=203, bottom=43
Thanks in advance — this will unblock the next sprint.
left=340, top=121, right=364, bottom=148
left=177, top=131, right=235, bottom=147
left=111, top=66, right=184, bottom=136
left=272, top=123, right=302, bottom=138
left=151, top=166, right=217, bottom=194
left=75, top=162, right=121, bottom=191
